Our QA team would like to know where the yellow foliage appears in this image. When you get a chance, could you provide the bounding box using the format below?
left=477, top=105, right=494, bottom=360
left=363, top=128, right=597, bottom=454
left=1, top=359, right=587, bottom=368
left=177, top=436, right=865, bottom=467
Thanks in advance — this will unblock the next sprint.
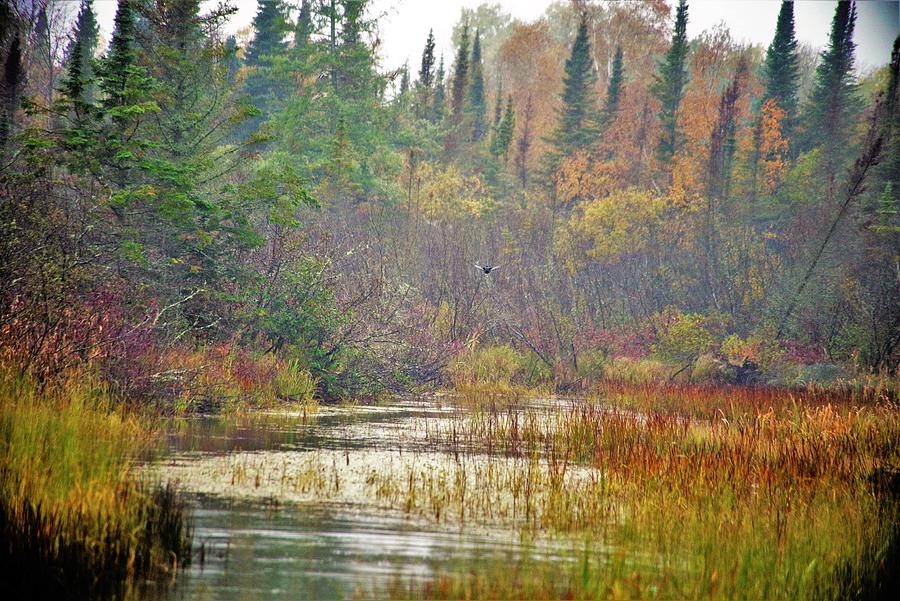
left=569, top=188, right=669, bottom=262
left=415, top=162, right=498, bottom=220
left=759, top=99, right=789, bottom=195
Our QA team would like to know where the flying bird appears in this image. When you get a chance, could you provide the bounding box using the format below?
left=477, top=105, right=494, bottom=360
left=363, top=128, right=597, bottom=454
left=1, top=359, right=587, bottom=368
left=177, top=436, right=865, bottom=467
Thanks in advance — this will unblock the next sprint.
left=474, top=263, right=501, bottom=275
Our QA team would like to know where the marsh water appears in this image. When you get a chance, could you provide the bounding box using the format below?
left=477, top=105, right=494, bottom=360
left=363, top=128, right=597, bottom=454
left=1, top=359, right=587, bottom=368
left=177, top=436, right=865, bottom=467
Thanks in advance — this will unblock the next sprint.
left=149, top=398, right=595, bottom=600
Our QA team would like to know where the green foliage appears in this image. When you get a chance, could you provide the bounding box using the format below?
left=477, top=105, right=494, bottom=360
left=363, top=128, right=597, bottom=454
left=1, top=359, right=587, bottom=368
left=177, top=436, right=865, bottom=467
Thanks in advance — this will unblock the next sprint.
left=654, top=312, right=716, bottom=365
left=468, top=30, right=487, bottom=141
left=602, top=45, right=624, bottom=128
left=653, top=0, right=690, bottom=169
left=800, top=0, right=861, bottom=173
left=547, top=15, right=600, bottom=166
left=490, top=95, right=515, bottom=161
left=450, top=23, right=470, bottom=124
left=762, top=1, right=799, bottom=135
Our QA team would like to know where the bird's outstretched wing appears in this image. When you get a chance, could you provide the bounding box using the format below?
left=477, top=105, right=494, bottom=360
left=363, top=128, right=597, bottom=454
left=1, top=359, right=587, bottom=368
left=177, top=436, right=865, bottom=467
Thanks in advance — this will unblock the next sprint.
left=474, top=263, right=484, bottom=271
left=490, top=265, right=501, bottom=272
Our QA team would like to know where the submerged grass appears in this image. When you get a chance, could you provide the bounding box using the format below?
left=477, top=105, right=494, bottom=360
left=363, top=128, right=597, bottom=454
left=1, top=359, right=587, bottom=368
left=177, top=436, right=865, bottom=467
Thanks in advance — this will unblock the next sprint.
left=0, top=367, right=191, bottom=600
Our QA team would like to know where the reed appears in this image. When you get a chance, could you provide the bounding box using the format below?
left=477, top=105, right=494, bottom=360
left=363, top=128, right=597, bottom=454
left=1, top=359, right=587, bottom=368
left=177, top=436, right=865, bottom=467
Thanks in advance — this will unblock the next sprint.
left=0, top=367, right=192, bottom=600
left=400, top=385, right=900, bottom=599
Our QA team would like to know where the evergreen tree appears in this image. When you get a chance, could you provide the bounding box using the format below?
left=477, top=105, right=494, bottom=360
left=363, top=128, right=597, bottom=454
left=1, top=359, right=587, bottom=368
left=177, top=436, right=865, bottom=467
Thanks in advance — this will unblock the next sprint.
left=244, top=0, right=289, bottom=132
left=491, top=95, right=515, bottom=162
left=399, top=62, right=410, bottom=97
left=224, top=35, right=240, bottom=83
left=431, top=54, right=445, bottom=123
left=548, top=14, right=600, bottom=163
left=801, top=0, right=860, bottom=197
left=450, top=23, right=469, bottom=123
left=98, top=0, right=140, bottom=110
left=468, top=29, right=486, bottom=141
left=66, top=0, right=99, bottom=105
left=295, top=0, right=313, bottom=51
left=493, top=82, right=503, bottom=129
left=602, top=45, right=624, bottom=129
left=762, top=0, right=799, bottom=136
left=415, top=29, right=435, bottom=118
left=418, top=29, right=436, bottom=88
left=246, top=0, right=289, bottom=68
left=652, top=0, right=689, bottom=169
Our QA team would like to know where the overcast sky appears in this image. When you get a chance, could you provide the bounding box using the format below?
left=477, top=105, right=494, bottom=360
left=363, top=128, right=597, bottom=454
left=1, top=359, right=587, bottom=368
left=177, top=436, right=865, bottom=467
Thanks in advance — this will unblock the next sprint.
left=89, top=0, right=899, bottom=72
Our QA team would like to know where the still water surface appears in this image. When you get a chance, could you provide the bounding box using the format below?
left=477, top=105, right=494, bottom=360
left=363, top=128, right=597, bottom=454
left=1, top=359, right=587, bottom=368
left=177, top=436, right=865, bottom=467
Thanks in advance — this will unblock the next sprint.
left=151, top=399, right=587, bottom=600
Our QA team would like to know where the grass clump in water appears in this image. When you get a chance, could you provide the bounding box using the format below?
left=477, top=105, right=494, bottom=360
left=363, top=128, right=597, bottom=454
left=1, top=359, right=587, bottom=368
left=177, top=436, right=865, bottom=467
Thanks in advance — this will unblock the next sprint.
left=0, top=367, right=191, bottom=600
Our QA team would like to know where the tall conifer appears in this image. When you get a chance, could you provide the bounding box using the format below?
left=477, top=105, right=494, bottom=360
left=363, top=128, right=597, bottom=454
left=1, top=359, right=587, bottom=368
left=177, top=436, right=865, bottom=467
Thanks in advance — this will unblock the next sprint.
left=802, top=0, right=860, bottom=197
left=468, top=29, right=486, bottom=141
left=602, top=45, right=624, bottom=128
left=653, top=0, right=689, bottom=168
left=762, top=1, right=799, bottom=136
left=548, top=14, right=600, bottom=162
left=431, top=54, right=445, bottom=123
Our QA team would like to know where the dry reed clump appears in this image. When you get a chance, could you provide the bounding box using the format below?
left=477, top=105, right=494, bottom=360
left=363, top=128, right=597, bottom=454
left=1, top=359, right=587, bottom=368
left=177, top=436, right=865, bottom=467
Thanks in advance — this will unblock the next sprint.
left=0, top=367, right=192, bottom=600
left=398, top=387, right=900, bottom=599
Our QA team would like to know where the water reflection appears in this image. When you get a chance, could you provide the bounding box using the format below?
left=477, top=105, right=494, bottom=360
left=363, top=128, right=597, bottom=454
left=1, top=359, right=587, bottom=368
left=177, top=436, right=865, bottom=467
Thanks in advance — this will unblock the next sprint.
left=150, top=398, right=589, bottom=600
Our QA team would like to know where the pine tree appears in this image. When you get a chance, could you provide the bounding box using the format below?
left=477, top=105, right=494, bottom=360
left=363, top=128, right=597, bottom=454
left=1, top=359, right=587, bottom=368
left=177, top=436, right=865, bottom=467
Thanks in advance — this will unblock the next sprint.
left=65, top=0, right=99, bottom=105
left=491, top=95, right=515, bottom=162
left=602, top=45, right=624, bottom=128
left=802, top=0, right=860, bottom=198
left=450, top=23, right=469, bottom=123
left=762, top=0, right=799, bottom=136
left=431, top=54, right=445, bottom=123
left=98, top=0, right=139, bottom=109
left=653, top=0, right=689, bottom=169
left=468, top=29, right=486, bottom=141
left=548, top=14, right=600, bottom=163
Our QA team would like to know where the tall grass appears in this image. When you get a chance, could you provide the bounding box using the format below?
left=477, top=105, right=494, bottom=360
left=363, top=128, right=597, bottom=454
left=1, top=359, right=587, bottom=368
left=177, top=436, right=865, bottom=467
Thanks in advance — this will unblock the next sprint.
left=398, top=386, right=900, bottom=599
left=0, top=367, right=191, bottom=599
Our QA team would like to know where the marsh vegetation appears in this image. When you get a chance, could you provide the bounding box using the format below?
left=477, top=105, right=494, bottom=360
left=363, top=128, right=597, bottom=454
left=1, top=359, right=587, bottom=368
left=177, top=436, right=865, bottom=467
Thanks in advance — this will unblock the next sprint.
left=1, top=0, right=899, bottom=598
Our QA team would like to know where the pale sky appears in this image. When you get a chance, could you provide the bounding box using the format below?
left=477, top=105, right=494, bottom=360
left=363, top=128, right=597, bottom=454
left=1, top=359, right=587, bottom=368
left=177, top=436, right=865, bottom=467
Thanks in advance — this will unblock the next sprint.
left=87, top=0, right=899, bottom=72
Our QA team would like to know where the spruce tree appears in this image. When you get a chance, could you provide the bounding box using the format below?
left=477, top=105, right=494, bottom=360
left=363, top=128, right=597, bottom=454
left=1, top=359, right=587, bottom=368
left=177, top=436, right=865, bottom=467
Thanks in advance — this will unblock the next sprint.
left=418, top=29, right=436, bottom=88
left=295, top=0, right=313, bottom=51
left=224, top=35, right=240, bottom=83
left=762, top=0, right=799, bottom=136
left=65, top=0, right=99, bottom=105
left=548, top=14, right=600, bottom=162
left=602, top=45, right=624, bottom=128
left=399, top=62, right=410, bottom=97
left=802, top=0, right=860, bottom=196
left=653, top=0, right=689, bottom=168
left=492, top=82, right=503, bottom=129
left=98, top=0, right=139, bottom=109
left=468, top=29, right=486, bottom=141
left=491, top=95, right=515, bottom=162
left=415, top=29, right=435, bottom=118
left=450, top=23, right=469, bottom=124
left=246, top=0, right=288, bottom=67
left=431, top=54, right=445, bottom=123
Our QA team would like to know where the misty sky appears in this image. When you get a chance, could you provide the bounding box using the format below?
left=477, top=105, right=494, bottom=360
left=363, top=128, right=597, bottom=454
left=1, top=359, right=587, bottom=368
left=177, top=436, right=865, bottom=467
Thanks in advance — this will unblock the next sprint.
left=89, top=0, right=899, bottom=73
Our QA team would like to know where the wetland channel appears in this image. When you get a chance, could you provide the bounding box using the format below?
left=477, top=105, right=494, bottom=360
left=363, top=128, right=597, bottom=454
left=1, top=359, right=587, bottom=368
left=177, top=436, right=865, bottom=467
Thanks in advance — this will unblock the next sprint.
left=149, top=397, right=606, bottom=600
